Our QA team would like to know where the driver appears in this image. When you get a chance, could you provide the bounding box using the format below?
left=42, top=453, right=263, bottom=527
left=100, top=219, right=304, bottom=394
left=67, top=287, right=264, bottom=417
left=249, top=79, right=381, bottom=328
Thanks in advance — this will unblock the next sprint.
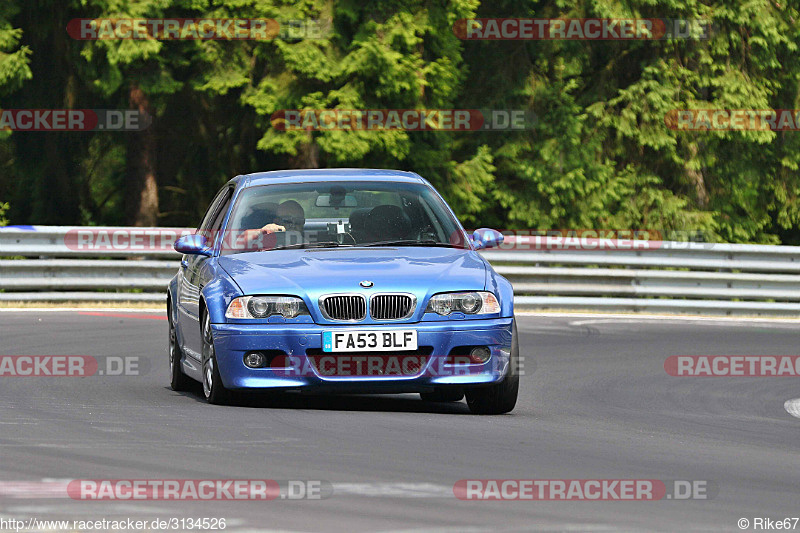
left=260, top=200, right=305, bottom=234
left=238, top=200, right=305, bottom=251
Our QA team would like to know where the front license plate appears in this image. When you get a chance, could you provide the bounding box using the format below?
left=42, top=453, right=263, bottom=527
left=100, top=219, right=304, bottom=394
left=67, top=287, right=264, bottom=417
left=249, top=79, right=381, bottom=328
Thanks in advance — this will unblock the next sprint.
left=323, top=330, right=418, bottom=352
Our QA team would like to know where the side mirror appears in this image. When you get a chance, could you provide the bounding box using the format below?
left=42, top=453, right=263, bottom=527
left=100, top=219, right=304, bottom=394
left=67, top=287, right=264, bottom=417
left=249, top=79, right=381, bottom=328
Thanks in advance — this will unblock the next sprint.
left=174, top=234, right=212, bottom=256
left=471, top=228, right=504, bottom=250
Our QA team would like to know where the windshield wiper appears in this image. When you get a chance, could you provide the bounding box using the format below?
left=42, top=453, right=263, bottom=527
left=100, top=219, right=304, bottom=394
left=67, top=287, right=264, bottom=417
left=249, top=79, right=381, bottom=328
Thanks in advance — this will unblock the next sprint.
left=362, top=239, right=461, bottom=248
left=270, top=241, right=344, bottom=250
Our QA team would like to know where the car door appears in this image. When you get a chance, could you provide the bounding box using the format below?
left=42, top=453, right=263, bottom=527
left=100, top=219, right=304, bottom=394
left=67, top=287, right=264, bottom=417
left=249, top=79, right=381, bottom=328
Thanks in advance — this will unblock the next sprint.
left=177, top=185, right=234, bottom=359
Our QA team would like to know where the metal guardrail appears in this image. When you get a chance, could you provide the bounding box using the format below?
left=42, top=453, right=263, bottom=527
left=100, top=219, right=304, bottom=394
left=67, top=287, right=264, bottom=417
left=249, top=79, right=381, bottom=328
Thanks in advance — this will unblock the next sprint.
left=2, top=226, right=800, bottom=316
left=0, top=226, right=185, bottom=258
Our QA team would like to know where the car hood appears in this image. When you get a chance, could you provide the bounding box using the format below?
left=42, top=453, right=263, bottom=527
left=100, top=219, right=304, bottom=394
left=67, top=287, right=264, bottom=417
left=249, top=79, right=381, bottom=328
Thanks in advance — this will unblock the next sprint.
left=217, top=247, right=487, bottom=299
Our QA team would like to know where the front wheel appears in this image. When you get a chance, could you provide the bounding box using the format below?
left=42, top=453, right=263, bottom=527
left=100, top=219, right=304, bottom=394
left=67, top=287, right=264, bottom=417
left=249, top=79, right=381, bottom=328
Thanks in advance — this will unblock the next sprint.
left=465, top=319, right=520, bottom=415
left=201, top=311, right=232, bottom=405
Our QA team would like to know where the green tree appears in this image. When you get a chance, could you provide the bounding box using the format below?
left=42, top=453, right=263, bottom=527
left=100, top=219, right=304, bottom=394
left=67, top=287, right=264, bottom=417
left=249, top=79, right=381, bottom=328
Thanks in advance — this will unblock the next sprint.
left=0, top=0, right=32, bottom=221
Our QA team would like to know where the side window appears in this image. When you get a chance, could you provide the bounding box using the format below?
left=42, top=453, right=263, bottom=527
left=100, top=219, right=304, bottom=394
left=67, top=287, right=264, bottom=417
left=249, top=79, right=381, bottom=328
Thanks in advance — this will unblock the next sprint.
left=198, top=187, right=234, bottom=250
left=198, top=186, right=230, bottom=234
left=209, top=188, right=234, bottom=240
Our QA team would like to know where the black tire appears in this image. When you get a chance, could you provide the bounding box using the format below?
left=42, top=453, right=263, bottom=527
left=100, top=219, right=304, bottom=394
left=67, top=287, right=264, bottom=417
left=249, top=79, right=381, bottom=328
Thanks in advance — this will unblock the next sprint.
left=201, top=310, right=232, bottom=405
left=168, top=303, right=191, bottom=392
left=420, top=388, right=465, bottom=402
left=465, top=319, right=520, bottom=415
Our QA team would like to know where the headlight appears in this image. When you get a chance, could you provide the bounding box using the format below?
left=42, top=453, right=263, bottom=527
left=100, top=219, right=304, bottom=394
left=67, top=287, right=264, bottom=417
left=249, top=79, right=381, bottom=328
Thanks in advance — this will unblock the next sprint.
left=226, top=296, right=310, bottom=319
left=425, top=291, right=500, bottom=316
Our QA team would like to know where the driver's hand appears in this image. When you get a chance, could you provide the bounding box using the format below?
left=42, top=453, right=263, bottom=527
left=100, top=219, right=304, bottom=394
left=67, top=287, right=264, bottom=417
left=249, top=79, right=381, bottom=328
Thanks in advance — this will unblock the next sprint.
left=260, top=223, right=285, bottom=234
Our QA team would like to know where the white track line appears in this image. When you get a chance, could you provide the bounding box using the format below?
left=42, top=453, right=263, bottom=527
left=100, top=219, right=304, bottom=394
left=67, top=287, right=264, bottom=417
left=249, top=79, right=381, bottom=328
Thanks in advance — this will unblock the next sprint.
left=0, top=308, right=164, bottom=313
left=568, top=318, right=800, bottom=329
left=516, top=310, right=800, bottom=323
left=331, top=483, right=452, bottom=497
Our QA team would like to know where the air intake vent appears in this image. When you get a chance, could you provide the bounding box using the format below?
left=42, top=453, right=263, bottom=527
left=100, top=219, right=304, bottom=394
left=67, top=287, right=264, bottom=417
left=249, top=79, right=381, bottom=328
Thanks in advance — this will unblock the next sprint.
left=321, top=295, right=367, bottom=321
left=370, top=294, right=415, bottom=320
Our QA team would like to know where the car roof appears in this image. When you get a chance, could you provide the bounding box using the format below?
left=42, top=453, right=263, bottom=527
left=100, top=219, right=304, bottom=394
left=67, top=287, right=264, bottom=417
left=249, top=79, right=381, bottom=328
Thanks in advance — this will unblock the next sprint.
left=234, top=168, right=427, bottom=187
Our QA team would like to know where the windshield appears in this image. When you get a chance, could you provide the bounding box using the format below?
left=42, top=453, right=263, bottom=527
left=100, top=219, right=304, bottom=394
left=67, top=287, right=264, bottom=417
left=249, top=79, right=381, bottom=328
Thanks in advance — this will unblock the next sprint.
left=219, top=180, right=468, bottom=254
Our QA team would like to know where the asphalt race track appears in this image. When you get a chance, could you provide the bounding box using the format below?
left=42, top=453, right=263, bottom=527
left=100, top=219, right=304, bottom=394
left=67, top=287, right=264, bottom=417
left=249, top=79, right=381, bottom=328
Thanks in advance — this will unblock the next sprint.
left=0, top=311, right=798, bottom=532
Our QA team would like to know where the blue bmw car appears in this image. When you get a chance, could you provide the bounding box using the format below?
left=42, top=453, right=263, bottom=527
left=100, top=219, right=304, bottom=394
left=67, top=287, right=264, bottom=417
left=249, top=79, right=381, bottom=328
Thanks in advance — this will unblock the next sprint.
left=167, top=169, right=518, bottom=414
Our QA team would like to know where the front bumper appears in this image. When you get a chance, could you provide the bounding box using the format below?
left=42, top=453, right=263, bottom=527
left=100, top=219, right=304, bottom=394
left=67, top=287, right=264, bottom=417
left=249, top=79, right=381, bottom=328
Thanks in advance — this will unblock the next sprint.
left=211, top=318, right=513, bottom=393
